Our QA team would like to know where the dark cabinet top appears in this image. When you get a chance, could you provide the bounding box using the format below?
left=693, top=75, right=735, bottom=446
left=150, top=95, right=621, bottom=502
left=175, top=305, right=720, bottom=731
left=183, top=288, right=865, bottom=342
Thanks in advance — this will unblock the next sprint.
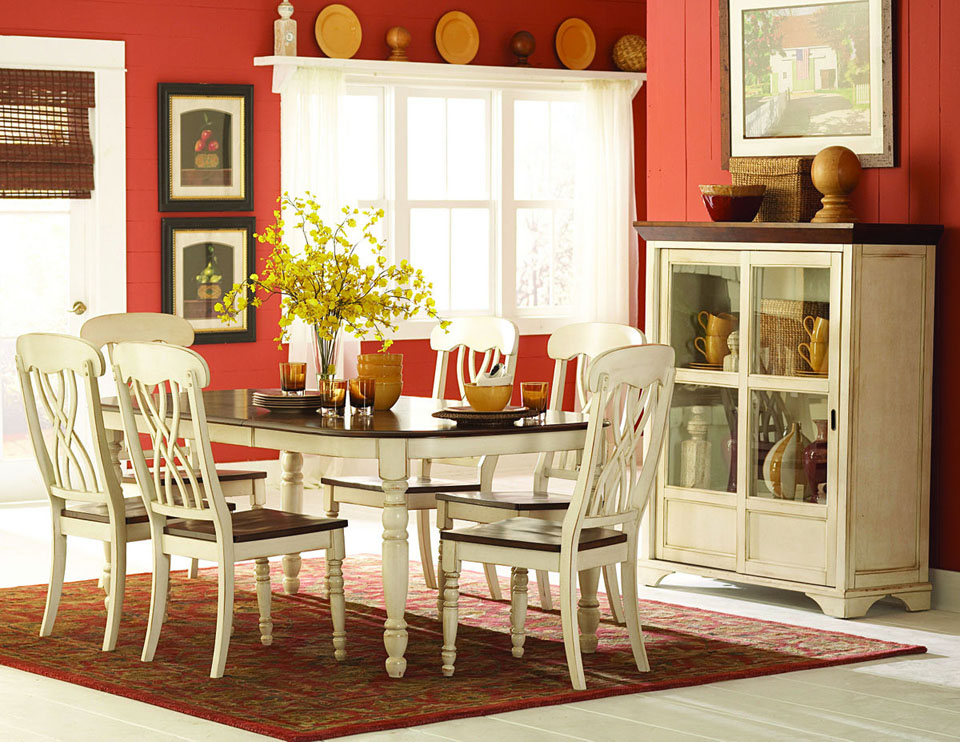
left=633, top=221, right=944, bottom=246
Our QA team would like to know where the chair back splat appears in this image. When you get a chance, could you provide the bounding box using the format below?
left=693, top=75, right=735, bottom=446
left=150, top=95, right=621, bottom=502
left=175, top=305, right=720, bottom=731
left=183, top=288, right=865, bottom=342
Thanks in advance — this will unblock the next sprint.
left=429, top=317, right=519, bottom=400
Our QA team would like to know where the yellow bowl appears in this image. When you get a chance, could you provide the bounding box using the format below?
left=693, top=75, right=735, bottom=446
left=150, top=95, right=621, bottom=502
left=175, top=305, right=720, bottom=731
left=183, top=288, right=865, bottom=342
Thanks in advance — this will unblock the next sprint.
left=463, top=382, right=513, bottom=412
left=373, top=380, right=403, bottom=411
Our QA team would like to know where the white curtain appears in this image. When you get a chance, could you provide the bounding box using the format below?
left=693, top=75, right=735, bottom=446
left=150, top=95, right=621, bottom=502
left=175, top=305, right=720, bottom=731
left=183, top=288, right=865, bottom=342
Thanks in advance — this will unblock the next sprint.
left=278, top=66, right=359, bottom=385
left=575, top=79, right=639, bottom=326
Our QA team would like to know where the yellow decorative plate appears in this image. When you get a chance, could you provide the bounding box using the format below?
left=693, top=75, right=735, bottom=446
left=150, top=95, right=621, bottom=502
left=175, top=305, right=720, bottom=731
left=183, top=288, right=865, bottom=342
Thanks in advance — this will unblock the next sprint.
left=435, top=10, right=480, bottom=65
left=315, top=4, right=362, bottom=59
left=555, top=18, right=596, bottom=70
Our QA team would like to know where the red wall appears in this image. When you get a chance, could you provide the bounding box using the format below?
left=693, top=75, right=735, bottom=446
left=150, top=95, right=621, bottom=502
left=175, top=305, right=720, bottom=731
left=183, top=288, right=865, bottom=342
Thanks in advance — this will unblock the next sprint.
left=646, top=0, right=958, bottom=571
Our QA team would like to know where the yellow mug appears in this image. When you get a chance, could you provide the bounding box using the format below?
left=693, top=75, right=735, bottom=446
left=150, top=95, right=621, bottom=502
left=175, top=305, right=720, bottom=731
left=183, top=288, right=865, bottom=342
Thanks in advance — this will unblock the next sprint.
left=798, top=341, right=828, bottom=372
left=694, top=335, right=730, bottom=365
left=803, top=315, right=829, bottom=342
left=697, top=311, right=737, bottom=338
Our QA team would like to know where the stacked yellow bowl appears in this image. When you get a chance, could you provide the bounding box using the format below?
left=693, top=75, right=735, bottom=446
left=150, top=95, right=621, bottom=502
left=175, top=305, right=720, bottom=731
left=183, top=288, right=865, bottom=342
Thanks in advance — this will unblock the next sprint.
left=356, top=353, right=403, bottom=410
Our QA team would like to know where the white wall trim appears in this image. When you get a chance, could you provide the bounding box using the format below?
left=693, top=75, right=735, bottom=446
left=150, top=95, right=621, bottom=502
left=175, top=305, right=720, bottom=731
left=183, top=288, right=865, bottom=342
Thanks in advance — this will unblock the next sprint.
left=931, top=568, right=960, bottom=613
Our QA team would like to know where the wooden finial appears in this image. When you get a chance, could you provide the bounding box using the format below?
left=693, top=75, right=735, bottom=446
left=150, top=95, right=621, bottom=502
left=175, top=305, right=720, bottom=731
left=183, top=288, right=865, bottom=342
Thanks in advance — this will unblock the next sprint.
left=510, top=31, right=536, bottom=66
left=386, top=26, right=411, bottom=61
left=274, top=1, right=297, bottom=56
left=811, top=146, right=862, bottom=223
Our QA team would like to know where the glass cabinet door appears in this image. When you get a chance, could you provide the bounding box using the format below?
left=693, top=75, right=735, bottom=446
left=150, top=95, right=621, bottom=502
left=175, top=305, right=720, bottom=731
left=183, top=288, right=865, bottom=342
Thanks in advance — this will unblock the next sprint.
left=666, top=383, right=738, bottom=493
left=667, top=260, right=741, bottom=371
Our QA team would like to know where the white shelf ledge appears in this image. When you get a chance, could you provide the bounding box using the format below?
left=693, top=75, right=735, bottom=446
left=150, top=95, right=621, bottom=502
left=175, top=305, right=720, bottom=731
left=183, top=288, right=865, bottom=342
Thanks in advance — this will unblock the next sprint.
left=254, top=55, right=646, bottom=96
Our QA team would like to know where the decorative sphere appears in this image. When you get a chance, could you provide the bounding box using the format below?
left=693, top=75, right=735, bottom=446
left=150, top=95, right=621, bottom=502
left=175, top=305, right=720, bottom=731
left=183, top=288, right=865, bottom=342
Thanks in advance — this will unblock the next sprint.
left=612, top=34, right=646, bottom=72
left=811, top=145, right=862, bottom=196
left=386, top=26, right=411, bottom=51
left=510, top=30, right=536, bottom=59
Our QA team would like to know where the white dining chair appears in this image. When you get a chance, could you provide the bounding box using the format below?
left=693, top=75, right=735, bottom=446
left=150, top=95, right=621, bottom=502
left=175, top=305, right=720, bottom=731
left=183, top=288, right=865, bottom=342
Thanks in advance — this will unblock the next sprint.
left=439, top=343, right=675, bottom=690
left=15, top=333, right=151, bottom=651
left=112, top=340, right=348, bottom=678
left=436, top=321, right=646, bottom=620
left=322, top=316, right=519, bottom=599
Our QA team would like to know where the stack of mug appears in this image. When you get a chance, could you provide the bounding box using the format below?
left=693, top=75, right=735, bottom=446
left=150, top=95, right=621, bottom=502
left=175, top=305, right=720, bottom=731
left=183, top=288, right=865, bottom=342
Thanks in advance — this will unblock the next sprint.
left=798, top=315, right=828, bottom=375
left=693, top=311, right=737, bottom=367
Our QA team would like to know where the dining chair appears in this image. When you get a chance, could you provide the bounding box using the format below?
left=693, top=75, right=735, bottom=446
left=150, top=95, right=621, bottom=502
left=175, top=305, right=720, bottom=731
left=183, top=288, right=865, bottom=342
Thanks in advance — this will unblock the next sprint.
left=439, top=343, right=675, bottom=690
left=436, top=321, right=646, bottom=620
left=322, top=316, right=519, bottom=599
left=112, top=340, right=348, bottom=678
left=81, top=312, right=268, bottom=582
left=15, top=332, right=151, bottom=651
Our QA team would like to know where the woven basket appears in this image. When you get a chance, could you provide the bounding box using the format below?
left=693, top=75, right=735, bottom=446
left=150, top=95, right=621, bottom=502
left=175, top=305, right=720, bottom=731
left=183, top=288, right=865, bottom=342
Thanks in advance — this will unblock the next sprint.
left=612, top=35, right=646, bottom=72
left=758, top=299, right=829, bottom=376
left=730, top=156, right=820, bottom=222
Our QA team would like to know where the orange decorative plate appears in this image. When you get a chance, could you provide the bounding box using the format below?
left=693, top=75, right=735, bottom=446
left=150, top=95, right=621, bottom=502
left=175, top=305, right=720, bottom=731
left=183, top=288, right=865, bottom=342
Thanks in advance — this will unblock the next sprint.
left=435, top=10, right=480, bottom=65
left=315, top=3, right=362, bottom=59
left=555, top=18, right=596, bottom=70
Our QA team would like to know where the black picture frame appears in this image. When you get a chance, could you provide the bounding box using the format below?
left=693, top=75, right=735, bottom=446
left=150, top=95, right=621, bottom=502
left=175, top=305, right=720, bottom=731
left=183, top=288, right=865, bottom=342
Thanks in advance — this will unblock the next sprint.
left=158, top=83, right=254, bottom=211
left=161, top=217, right=256, bottom=345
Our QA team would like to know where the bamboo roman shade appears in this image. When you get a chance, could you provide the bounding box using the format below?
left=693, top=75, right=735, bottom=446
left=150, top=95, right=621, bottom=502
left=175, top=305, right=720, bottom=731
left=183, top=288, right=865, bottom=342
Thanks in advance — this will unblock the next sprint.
left=0, top=68, right=96, bottom=198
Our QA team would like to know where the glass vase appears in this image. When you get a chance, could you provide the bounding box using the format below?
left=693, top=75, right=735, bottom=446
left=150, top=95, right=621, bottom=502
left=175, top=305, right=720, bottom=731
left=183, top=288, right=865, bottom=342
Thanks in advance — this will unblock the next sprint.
left=313, top=323, right=343, bottom=381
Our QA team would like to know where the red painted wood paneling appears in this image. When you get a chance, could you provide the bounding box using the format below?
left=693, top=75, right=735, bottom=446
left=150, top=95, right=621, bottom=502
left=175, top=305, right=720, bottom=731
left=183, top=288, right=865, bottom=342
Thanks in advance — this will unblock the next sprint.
left=647, top=0, right=958, bottom=571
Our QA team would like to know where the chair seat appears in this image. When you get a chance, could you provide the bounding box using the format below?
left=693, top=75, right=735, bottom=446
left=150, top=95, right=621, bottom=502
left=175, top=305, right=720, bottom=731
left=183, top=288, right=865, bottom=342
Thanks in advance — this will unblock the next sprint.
left=322, top=474, right=481, bottom=494
left=436, top=490, right=571, bottom=511
left=121, top=468, right=266, bottom=485
left=164, top=508, right=346, bottom=543
left=62, top=497, right=236, bottom=525
left=441, top=516, right=627, bottom=553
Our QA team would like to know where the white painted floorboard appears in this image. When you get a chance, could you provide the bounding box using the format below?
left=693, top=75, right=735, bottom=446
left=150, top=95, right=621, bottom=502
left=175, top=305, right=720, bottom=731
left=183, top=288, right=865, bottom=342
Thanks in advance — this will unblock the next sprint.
left=0, top=474, right=957, bottom=742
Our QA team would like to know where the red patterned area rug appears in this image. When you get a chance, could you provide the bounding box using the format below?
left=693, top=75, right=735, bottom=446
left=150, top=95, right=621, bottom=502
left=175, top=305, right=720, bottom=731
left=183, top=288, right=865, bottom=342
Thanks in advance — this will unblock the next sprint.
left=0, top=556, right=924, bottom=741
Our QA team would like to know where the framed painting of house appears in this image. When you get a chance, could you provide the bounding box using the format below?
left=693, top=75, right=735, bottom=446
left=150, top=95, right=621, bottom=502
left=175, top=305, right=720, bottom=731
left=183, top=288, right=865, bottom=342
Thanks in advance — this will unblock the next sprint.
left=158, top=83, right=254, bottom=210
left=721, top=0, right=894, bottom=168
left=161, top=217, right=256, bottom=344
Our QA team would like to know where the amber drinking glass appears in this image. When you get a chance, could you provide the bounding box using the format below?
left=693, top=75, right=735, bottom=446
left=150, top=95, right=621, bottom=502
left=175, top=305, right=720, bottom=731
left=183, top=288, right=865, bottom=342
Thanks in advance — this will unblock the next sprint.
left=279, top=362, right=307, bottom=395
left=521, top=381, right=549, bottom=420
left=318, top=378, right=347, bottom=417
left=349, top=376, right=376, bottom=416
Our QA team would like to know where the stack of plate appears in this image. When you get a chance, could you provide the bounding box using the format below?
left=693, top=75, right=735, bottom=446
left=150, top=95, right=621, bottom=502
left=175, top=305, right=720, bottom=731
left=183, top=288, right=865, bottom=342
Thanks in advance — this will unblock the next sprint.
left=251, top=390, right=324, bottom=411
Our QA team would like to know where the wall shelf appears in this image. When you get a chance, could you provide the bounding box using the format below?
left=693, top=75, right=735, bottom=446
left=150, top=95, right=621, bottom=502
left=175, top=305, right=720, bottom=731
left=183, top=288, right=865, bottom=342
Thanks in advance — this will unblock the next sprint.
left=254, top=55, right=646, bottom=96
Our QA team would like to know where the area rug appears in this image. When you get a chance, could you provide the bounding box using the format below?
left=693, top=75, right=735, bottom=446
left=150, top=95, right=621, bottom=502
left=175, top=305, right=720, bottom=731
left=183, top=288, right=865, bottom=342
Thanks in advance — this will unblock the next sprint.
left=0, top=556, right=924, bottom=741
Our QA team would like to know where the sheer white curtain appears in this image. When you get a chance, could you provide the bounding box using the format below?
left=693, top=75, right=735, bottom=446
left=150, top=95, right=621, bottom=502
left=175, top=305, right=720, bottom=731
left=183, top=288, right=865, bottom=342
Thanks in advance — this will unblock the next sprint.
left=279, top=66, right=359, bottom=384
left=575, top=79, right=639, bottom=326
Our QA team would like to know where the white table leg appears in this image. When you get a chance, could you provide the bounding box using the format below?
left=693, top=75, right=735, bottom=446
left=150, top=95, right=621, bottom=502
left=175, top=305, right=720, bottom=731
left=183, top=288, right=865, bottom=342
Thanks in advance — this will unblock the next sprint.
left=102, top=429, right=124, bottom=606
left=379, top=439, right=410, bottom=678
left=280, top=450, right=304, bottom=595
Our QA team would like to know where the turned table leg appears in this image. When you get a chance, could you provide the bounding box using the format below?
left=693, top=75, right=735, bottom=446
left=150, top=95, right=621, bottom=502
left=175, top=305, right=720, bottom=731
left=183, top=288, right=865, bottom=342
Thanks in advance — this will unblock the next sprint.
left=102, top=429, right=125, bottom=607
left=379, top=439, right=410, bottom=678
left=280, top=450, right=304, bottom=595
left=577, top=567, right=601, bottom=654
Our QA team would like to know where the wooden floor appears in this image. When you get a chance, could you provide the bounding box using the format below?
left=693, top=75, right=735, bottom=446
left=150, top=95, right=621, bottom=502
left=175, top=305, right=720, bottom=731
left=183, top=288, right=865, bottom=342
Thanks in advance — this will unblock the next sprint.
left=0, top=482, right=957, bottom=742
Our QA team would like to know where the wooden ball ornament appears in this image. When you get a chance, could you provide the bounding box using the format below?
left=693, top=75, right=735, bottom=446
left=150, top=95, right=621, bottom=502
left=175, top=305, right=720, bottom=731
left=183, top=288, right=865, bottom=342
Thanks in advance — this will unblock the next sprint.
left=811, top=145, right=862, bottom=223
left=612, top=34, right=646, bottom=72
left=386, top=26, right=411, bottom=61
left=510, top=31, right=536, bottom=66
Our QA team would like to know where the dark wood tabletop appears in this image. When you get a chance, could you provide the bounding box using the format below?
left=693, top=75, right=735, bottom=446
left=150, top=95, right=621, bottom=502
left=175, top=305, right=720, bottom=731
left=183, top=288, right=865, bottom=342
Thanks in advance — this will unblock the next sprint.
left=101, top=390, right=589, bottom=439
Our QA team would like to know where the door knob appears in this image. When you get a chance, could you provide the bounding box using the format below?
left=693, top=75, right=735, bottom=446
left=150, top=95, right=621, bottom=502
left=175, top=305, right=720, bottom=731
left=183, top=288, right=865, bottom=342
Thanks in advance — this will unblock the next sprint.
left=68, top=301, right=87, bottom=315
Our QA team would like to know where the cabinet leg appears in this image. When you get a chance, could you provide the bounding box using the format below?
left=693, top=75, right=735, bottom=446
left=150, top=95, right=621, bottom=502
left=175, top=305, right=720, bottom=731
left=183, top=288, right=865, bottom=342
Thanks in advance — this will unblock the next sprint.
left=890, top=590, right=932, bottom=612
left=807, top=593, right=883, bottom=618
left=637, top=564, right=674, bottom=588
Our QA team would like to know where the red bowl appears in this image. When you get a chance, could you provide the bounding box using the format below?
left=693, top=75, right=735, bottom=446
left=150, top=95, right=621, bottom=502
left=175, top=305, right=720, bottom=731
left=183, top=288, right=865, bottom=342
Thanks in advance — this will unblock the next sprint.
left=700, top=193, right=764, bottom=222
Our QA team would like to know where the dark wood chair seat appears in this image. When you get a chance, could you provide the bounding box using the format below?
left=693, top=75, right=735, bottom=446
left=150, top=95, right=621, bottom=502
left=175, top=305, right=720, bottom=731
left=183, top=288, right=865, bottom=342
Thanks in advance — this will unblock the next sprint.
left=121, top=468, right=267, bottom=485
left=441, top=516, right=627, bottom=553
left=321, top=474, right=480, bottom=494
left=436, top=490, right=571, bottom=511
left=63, top=497, right=236, bottom=525
left=164, top=508, right=347, bottom=543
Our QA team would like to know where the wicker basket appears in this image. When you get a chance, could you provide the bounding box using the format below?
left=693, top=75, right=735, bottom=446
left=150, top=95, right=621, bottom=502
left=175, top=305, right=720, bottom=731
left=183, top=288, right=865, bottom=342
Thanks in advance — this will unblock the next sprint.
left=612, top=35, right=646, bottom=72
left=730, top=156, right=820, bottom=222
left=758, top=299, right=829, bottom=376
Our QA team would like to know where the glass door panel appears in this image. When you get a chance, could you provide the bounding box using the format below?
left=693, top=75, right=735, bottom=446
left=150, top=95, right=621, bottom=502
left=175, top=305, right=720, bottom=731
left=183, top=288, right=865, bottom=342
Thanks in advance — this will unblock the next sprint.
left=752, top=266, right=830, bottom=377
left=669, top=263, right=741, bottom=371
left=749, top=390, right=829, bottom=504
left=666, top=383, right=739, bottom=493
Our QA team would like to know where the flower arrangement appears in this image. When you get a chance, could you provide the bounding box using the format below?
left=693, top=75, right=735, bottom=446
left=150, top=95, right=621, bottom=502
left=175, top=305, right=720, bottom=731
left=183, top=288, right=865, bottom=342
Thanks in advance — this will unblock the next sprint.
left=216, top=192, right=446, bottom=376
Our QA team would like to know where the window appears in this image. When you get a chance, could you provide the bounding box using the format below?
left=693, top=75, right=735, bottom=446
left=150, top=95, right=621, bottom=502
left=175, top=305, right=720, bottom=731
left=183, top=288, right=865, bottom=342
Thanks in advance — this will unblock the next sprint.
left=340, top=82, right=583, bottom=335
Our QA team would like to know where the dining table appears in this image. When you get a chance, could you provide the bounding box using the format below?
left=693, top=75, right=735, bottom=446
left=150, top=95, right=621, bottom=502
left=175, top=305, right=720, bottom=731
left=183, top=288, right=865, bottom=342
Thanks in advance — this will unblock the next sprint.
left=99, top=390, right=590, bottom=678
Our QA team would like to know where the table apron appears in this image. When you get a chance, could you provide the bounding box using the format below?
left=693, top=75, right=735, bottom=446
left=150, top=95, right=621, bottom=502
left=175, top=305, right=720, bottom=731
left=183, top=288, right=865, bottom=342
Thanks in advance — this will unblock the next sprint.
left=407, top=429, right=586, bottom=459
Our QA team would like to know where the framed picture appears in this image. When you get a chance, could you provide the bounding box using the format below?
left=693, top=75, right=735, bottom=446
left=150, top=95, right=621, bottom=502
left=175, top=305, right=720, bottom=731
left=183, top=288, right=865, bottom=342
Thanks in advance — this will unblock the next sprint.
left=158, top=83, right=254, bottom=211
left=721, top=0, right=894, bottom=168
left=161, top=217, right=256, bottom=345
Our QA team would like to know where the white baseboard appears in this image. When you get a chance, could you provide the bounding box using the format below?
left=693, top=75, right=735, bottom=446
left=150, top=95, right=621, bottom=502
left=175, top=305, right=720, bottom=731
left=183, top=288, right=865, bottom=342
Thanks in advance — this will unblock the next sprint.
left=931, top=568, right=960, bottom=613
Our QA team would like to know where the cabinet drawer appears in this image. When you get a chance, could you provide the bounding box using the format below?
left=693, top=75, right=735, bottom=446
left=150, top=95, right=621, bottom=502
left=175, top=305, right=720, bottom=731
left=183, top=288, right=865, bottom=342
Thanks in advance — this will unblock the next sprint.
left=659, top=497, right=737, bottom=570
left=744, top=510, right=832, bottom=586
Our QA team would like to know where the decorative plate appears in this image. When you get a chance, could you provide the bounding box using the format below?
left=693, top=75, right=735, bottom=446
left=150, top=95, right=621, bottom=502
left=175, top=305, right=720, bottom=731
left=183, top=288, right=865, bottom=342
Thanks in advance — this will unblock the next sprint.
left=252, top=390, right=326, bottom=411
left=315, top=4, right=362, bottom=59
left=688, top=361, right=724, bottom=370
left=795, top=369, right=828, bottom=378
left=432, top=405, right=537, bottom=426
left=435, top=11, right=480, bottom=65
left=555, top=18, right=596, bottom=70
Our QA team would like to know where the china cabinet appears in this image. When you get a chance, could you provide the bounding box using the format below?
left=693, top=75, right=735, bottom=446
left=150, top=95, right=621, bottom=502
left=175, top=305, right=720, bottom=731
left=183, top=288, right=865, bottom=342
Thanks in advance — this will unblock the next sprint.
left=634, top=221, right=943, bottom=618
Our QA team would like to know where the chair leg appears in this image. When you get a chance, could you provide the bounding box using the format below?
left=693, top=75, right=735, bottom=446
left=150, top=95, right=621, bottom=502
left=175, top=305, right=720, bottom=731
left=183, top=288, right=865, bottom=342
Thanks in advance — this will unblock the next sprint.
left=440, top=540, right=460, bottom=677
left=254, top=557, right=273, bottom=646
left=417, top=509, right=437, bottom=589
left=101, top=541, right=111, bottom=609
left=187, top=559, right=199, bottom=579
left=39, top=530, right=66, bottom=638
left=536, top=569, right=553, bottom=610
left=102, top=538, right=126, bottom=652
left=251, top=479, right=266, bottom=509
left=621, top=557, right=649, bottom=672
left=510, top=567, right=528, bottom=658
left=327, top=530, right=347, bottom=661
left=210, top=561, right=235, bottom=679
left=577, top=567, right=601, bottom=654
left=483, top=563, right=503, bottom=601
left=602, top=564, right=626, bottom=625
left=141, top=549, right=170, bottom=663
left=560, top=566, right=586, bottom=690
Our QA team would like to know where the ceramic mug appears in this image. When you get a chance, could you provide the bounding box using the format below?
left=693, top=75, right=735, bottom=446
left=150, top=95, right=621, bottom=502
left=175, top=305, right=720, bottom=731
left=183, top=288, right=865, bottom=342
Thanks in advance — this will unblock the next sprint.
left=694, top=335, right=730, bottom=365
left=803, top=315, right=829, bottom=342
left=697, top=311, right=737, bottom=338
left=798, top=340, right=828, bottom=372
